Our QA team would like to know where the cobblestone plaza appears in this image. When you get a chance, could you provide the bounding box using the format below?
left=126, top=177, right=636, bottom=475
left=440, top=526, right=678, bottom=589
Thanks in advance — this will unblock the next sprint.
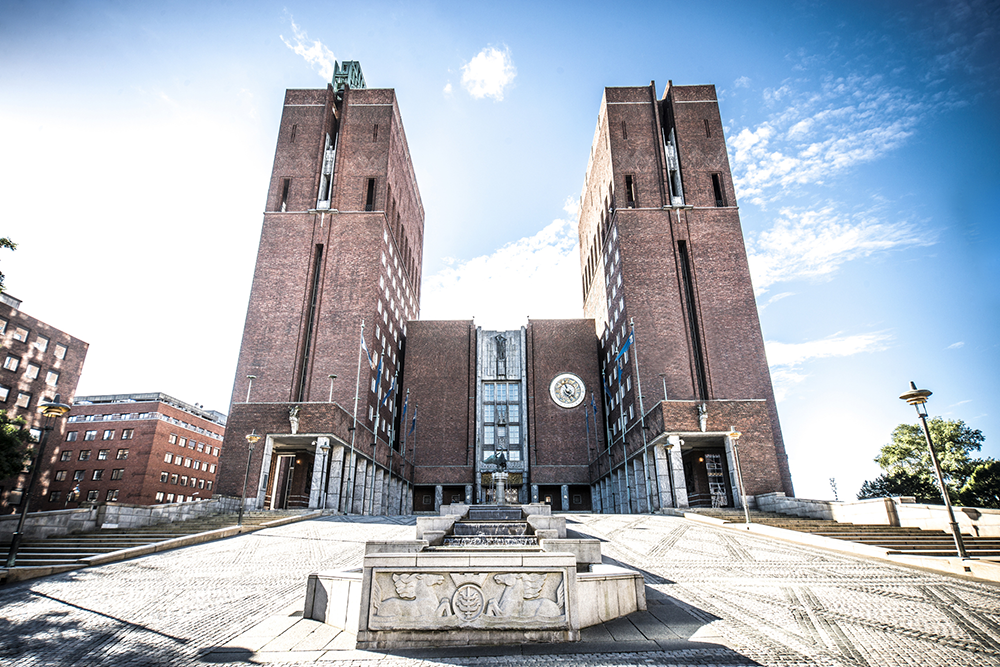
left=2, top=514, right=999, bottom=666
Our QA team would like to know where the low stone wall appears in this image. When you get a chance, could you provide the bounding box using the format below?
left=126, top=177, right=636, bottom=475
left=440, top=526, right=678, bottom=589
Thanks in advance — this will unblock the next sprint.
left=0, top=497, right=240, bottom=540
left=576, top=565, right=646, bottom=629
left=755, top=492, right=1000, bottom=537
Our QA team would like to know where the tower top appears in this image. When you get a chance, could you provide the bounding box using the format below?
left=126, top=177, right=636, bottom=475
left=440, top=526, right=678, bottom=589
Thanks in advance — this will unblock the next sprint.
left=333, top=60, right=366, bottom=91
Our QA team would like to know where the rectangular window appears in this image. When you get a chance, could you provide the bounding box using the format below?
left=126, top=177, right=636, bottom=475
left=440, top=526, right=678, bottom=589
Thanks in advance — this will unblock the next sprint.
left=35, top=335, right=49, bottom=352
left=4, top=356, right=19, bottom=371
left=78, top=450, right=91, bottom=461
left=111, top=469, right=124, bottom=480
left=60, top=451, right=71, bottom=461
left=290, top=123, right=297, bottom=142
left=49, top=490, right=61, bottom=502
left=196, top=442, right=204, bottom=452
left=66, top=431, right=78, bottom=442
left=711, top=173, right=726, bottom=207
left=55, top=470, right=67, bottom=481
left=92, top=469, right=104, bottom=481
left=7, top=487, right=23, bottom=505
left=484, top=404, right=494, bottom=423
left=484, top=425, right=495, bottom=445
left=206, top=481, right=212, bottom=491
left=209, top=464, right=216, bottom=473
left=509, top=424, right=520, bottom=444
left=508, top=450, right=521, bottom=461
left=179, top=437, right=186, bottom=448
left=170, top=474, right=178, bottom=484
left=169, top=434, right=177, bottom=444
left=25, top=363, right=40, bottom=380
left=193, top=461, right=201, bottom=471
left=180, top=476, right=188, bottom=487
left=54, top=344, right=67, bottom=359
left=86, top=490, right=99, bottom=502
left=621, top=120, right=627, bottom=139
left=45, top=371, right=59, bottom=387
left=160, top=471, right=169, bottom=482
left=184, top=458, right=191, bottom=468
left=121, top=429, right=133, bottom=440
left=166, top=493, right=175, bottom=502
left=103, top=429, right=114, bottom=440
left=0, top=385, right=8, bottom=402
left=509, top=404, right=520, bottom=421
left=84, top=430, right=97, bottom=441
left=13, top=327, right=28, bottom=342
left=97, top=449, right=109, bottom=460
left=704, top=118, right=712, bottom=137
left=364, top=178, right=376, bottom=211
left=155, top=492, right=164, bottom=502
left=74, top=470, right=84, bottom=481
left=165, top=453, right=173, bottom=464
left=0, top=318, right=6, bottom=334
left=117, top=449, right=128, bottom=460
left=625, top=175, right=636, bottom=208
left=280, top=178, right=291, bottom=212
left=372, top=123, right=379, bottom=141
left=198, top=479, right=205, bottom=489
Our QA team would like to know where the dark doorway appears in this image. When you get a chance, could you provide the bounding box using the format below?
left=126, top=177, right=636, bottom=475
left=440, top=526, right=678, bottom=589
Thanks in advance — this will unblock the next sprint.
left=567, top=485, right=592, bottom=511
left=442, top=485, right=466, bottom=505
left=682, top=447, right=733, bottom=508
left=539, top=485, right=562, bottom=511
left=413, top=486, right=436, bottom=512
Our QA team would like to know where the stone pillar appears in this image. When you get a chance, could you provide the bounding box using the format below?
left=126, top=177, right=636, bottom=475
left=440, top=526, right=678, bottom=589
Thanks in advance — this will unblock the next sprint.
left=653, top=444, right=672, bottom=508
left=434, top=485, right=443, bottom=512
left=352, top=458, right=367, bottom=514
left=591, top=484, right=602, bottom=513
left=326, top=445, right=344, bottom=511
left=560, top=485, right=569, bottom=511
left=670, top=445, right=689, bottom=508
left=340, top=449, right=355, bottom=513
left=531, top=484, right=539, bottom=504
left=465, top=484, right=473, bottom=505
left=632, top=459, right=647, bottom=513
left=494, top=472, right=508, bottom=505
left=308, top=439, right=328, bottom=509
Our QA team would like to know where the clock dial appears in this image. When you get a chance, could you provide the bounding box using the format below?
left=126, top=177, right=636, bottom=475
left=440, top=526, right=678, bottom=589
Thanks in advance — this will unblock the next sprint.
left=549, top=373, right=585, bottom=408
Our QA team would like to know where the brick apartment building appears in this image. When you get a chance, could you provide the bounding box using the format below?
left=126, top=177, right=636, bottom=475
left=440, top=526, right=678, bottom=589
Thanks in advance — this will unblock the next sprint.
left=0, top=293, right=88, bottom=515
left=44, top=393, right=226, bottom=507
left=216, top=64, right=793, bottom=515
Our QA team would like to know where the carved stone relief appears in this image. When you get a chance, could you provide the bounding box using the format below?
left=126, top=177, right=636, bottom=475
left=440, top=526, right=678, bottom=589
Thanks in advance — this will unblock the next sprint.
left=368, top=569, right=568, bottom=630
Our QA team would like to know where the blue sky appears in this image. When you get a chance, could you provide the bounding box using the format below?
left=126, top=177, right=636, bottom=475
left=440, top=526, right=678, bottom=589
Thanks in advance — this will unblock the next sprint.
left=1, top=0, right=997, bottom=500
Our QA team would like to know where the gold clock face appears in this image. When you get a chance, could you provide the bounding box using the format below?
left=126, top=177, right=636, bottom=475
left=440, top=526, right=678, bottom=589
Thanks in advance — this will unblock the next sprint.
left=549, top=373, right=585, bottom=408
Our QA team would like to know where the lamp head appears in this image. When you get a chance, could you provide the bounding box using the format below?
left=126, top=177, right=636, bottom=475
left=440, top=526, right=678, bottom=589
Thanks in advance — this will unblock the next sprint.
left=245, top=430, right=261, bottom=448
left=727, top=426, right=741, bottom=440
left=39, top=395, right=71, bottom=419
left=899, top=381, right=932, bottom=416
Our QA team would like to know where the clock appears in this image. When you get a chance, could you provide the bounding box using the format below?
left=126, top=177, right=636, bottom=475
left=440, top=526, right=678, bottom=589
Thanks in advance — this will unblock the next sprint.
left=549, top=373, right=585, bottom=408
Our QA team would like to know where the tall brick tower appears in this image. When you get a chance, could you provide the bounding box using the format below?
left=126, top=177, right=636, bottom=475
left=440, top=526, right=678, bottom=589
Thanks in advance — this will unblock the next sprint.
left=216, top=62, right=423, bottom=514
left=578, top=83, right=793, bottom=513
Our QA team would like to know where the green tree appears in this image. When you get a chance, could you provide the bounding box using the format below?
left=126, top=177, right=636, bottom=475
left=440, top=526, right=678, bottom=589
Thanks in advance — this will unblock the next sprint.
left=875, top=418, right=984, bottom=498
left=0, top=236, right=15, bottom=293
left=960, top=459, right=1000, bottom=509
left=858, top=470, right=940, bottom=503
left=0, top=410, right=34, bottom=480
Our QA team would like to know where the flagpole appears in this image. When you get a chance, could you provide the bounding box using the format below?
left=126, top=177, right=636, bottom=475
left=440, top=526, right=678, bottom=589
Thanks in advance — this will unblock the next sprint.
left=399, top=388, right=409, bottom=514
left=386, top=369, right=398, bottom=515
left=349, top=320, right=364, bottom=514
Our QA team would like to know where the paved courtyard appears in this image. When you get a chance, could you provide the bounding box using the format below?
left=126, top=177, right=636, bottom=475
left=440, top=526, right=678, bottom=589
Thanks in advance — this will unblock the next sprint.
left=1, top=513, right=999, bottom=666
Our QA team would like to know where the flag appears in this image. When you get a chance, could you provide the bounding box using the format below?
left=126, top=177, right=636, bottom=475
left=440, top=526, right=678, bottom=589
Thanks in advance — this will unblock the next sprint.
left=602, top=372, right=613, bottom=403
left=614, top=331, right=633, bottom=362
left=584, top=410, right=590, bottom=438
left=374, top=354, right=383, bottom=389
left=592, top=393, right=598, bottom=421
left=400, top=392, right=408, bottom=423
left=409, top=403, right=417, bottom=435
left=381, top=375, right=396, bottom=406
left=361, top=333, right=376, bottom=370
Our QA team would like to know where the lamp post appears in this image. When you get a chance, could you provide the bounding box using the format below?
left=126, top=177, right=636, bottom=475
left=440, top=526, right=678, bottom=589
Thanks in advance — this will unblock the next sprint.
left=727, top=426, right=750, bottom=525
left=245, top=375, right=256, bottom=403
left=898, top=382, right=969, bottom=559
left=238, top=430, right=261, bottom=526
left=6, top=394, right=71, bottom=567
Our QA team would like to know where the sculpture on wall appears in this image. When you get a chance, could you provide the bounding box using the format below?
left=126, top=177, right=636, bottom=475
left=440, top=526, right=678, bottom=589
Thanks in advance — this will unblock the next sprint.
left=486, top=573, right=563, bottom=618
left=289, top=406, right=300, bottom=434
left=373, top=573, right=452, bottom=619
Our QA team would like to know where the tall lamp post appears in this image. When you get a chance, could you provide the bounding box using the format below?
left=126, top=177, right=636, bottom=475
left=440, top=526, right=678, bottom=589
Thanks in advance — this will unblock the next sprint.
left=727, top=426, right=751, bottom=525
left=898, top=382, right=969, bottom=559
left=6, top=395, right=71, bottom=567
left=238, top=430, right=261, bottom=526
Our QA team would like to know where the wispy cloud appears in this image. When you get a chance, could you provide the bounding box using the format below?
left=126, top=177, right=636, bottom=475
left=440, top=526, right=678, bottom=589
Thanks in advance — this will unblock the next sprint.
left=766, top=332, right=892, bottom=400
left=730, top=74, right=926, bottom=204
left=461, top=46, right=516, bottom=101
left=759, top=291, right=795, bottom=309
left=747, top=205, right=933, bottom=295
left=946, top=341, right=965, bottom=349
left=421, top=198, right=579, bottom=328
left=280, top=18, right=336, bottom=81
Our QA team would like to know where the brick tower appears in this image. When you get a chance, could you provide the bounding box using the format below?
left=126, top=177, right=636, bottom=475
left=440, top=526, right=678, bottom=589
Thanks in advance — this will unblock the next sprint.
left=578, top=83, right=793, bottom=512
left=216, top=62, right=423, bottom=514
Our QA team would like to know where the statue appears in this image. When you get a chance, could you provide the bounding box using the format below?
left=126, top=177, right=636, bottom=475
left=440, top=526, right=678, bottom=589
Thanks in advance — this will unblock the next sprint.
left=289, top=406, right=300, bottom=434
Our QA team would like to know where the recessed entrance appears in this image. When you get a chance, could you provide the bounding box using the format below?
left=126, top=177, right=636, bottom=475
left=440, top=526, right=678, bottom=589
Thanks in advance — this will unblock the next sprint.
left=682, top=445, right=733, bottom=508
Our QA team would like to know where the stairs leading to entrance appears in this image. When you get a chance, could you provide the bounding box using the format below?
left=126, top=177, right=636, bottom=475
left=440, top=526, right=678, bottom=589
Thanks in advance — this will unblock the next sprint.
left=684, top=508, right=1000, bottom=558
left=1, top=510, right=311, bottom=572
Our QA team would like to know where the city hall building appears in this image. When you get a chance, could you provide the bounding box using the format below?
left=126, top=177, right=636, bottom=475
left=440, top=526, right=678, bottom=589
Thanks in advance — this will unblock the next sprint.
left=215, top=62, right=793, bottom=514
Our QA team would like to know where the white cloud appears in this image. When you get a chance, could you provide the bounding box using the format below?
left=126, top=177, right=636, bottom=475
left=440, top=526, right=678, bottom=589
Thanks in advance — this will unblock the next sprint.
left=421, top=199, right=580, bottom=328
left=443, top=82, right=453, bottom=95
left=734, top=76, right=751, bottom=88
left=731, top=75, right=926, bottom=204
left=759, top=291, right=795, bottom=309
left=766, top=332, right=892, bottom=401
left=946, top=341, right=965, bottom=349
left=280, top=18, right=336, bottom=81
left=747, top=206, right=933, bottom=295
left=461, top=46, right=516, bottom=101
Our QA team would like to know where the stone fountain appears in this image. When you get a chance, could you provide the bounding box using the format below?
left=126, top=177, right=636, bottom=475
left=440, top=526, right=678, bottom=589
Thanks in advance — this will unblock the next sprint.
left=304, top=504, right=646, bottom=649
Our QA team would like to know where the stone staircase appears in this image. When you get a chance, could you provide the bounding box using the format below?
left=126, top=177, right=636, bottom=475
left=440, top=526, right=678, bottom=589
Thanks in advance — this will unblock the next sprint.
left=685, top=508, right=1000, bottom=558
left=1, top=509, right=311, bottom=571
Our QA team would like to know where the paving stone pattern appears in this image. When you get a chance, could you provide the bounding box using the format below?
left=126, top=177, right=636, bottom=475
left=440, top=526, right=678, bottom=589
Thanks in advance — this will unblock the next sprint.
left=0, top=513, right=998, bottom=666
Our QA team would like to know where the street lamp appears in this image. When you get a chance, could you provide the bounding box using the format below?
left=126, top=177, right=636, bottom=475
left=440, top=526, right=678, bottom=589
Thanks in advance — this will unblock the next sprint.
left=238, top=430, right=261, bottom=526
left=727, top=426, right=751, bottom=525
left=6, top=394, right=71, bottom=567
left=899, top=382, right=969, bottom=559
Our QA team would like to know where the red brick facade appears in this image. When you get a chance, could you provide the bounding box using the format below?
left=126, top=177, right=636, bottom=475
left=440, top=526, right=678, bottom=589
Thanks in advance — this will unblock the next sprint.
left=0, top=297, right=88, bottom=514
